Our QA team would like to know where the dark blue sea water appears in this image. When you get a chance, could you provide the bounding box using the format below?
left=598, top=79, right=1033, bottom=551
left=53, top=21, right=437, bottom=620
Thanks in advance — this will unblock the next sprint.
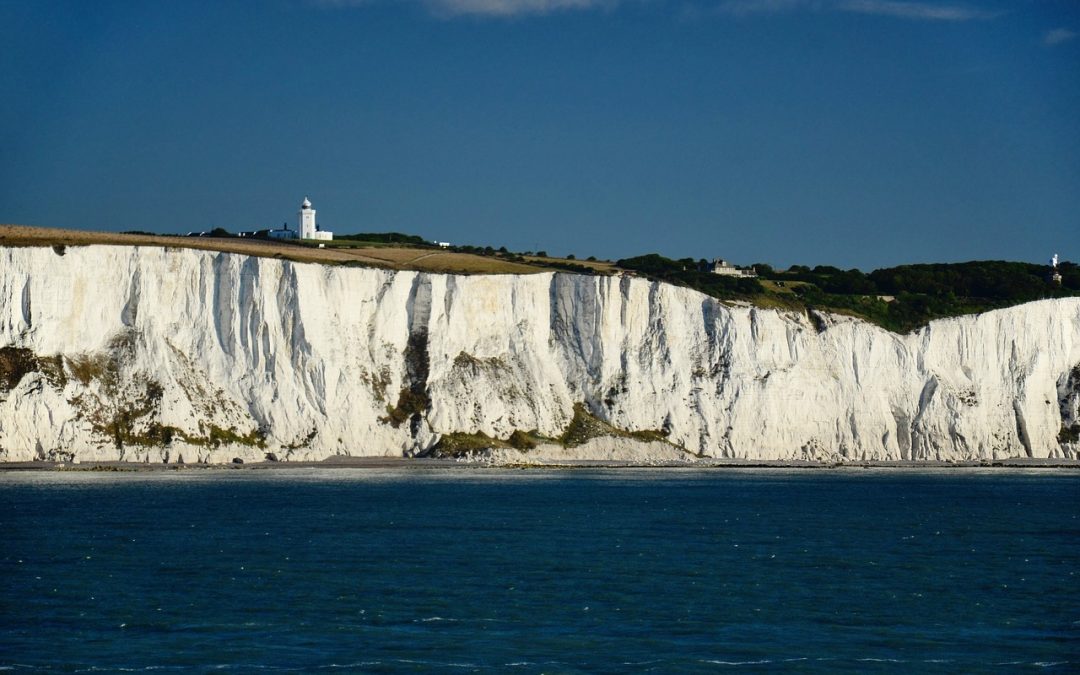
left=1, top=468, right=1078, bottom=672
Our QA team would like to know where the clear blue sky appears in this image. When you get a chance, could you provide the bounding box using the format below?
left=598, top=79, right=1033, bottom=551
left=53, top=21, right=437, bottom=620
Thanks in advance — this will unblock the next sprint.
left=1, top=0, right=1077, bottom=269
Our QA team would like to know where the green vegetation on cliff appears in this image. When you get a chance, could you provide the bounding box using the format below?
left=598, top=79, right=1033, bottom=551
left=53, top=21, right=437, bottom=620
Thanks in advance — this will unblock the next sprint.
left=616, top=254, right=1079, bottom=333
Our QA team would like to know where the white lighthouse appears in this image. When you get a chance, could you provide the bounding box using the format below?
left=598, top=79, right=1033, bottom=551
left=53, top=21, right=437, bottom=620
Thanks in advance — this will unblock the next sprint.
left=296, top=196, right=333, bottom=241
left=299, top=197, right=316, bottom=239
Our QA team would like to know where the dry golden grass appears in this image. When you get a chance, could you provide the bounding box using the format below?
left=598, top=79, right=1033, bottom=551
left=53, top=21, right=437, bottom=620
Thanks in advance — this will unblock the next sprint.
left=409, top=252, right=542, bottom=275
left=0, top=225, right=573, bottom=275
left=336, top=245, right=544, bottom=274
left=0, top=224, right=378, bottom=264
left=333, top=246, right=440, bottom=265
left=523, top=255, right=617, bottom=273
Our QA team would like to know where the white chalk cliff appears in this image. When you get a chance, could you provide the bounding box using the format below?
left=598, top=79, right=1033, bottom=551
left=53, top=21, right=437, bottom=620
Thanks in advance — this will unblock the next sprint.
left=1, top=245, right=1078, bottom=463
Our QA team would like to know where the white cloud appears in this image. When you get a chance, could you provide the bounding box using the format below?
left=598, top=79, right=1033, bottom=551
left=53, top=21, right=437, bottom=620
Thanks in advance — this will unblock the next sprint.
left=1044, top=27, right=1077, bottom=46
left=425, top=0, right=615, bottom=16
left=311, top=0, right=617, bottom=15
left=837, top=0, right=999, bottom=21
left=715, top=0, right=999, bottom=21
left=713, top=0, right=816, bottom=16
left=311, top=0, right=377, bottom=6
left=320, top=0, right=1002, bottom=21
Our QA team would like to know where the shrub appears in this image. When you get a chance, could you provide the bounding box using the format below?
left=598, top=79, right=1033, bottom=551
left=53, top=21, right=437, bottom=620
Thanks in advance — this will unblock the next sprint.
left=1060, top=424, right=1080, bottom=444
left=507, top=429, right=537, bottom=450
left=335, top=232, right=427, bottom=245
left=0, top=347, right=37, bottom=391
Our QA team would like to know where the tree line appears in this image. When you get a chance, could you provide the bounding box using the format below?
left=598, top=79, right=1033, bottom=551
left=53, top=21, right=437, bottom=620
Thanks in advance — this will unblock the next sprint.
left=616, top=254, right=1078, bottom=333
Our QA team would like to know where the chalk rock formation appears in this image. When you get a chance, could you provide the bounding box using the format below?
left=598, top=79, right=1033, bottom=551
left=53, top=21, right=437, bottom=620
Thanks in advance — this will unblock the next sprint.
left=1, top=246, right=1077, bottom=463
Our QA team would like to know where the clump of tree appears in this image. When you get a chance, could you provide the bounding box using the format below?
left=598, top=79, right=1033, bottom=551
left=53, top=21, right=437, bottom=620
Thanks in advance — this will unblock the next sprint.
left=765, top=265, right=878, bottom=295
left=868, top=261, right=1070, bottom=300
left=616, top=254, right=763, bottom=298
left=615, top=254, right=1076, bottom=333
left=336, top=232, right=428, bottom=245
left=762, top=260, right=1077, bottom=300
left=545, top=260, right=599, bottom=275
left=452, top=244, right=506, bottom=256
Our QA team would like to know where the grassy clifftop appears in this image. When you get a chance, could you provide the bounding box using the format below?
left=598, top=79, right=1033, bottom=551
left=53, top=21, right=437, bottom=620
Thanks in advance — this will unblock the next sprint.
left=4, top=224, right=1076, bottom=333
left=0, top=225, right=573, bottom=276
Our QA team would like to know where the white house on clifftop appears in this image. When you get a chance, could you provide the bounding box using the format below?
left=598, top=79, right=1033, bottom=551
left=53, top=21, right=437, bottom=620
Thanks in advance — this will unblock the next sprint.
left=268, top=197, right=333, bottom=241
left=708, top=258, right=757, bottom=278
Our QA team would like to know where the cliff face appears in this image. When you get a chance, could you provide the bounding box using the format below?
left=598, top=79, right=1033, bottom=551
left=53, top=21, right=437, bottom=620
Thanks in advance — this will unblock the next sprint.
left=1, top=246, right=1078, bottom=463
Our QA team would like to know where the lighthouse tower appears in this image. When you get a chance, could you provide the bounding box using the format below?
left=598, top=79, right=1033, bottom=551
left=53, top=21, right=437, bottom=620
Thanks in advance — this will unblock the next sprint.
left=299, top=197, right=316, bottom=240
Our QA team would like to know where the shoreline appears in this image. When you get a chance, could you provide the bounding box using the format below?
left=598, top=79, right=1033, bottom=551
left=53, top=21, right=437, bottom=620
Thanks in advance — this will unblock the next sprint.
left=2, top=456, right=1079, bottom=472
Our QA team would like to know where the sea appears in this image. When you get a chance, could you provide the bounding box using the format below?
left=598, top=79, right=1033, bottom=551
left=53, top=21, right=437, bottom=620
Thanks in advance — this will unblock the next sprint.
left=1, top=468, right=1077, bottom=672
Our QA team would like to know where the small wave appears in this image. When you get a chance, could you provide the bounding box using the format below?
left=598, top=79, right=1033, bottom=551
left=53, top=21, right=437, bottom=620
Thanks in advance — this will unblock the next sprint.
left=857, top=658, right=907, bottom=663
left=73, top=668, right=190, bottom=673
left=390, top=659, right=479, bottom=668
left=701, top=657, right=808, bottom=666
left=702, top=659, right=774, bottom=665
